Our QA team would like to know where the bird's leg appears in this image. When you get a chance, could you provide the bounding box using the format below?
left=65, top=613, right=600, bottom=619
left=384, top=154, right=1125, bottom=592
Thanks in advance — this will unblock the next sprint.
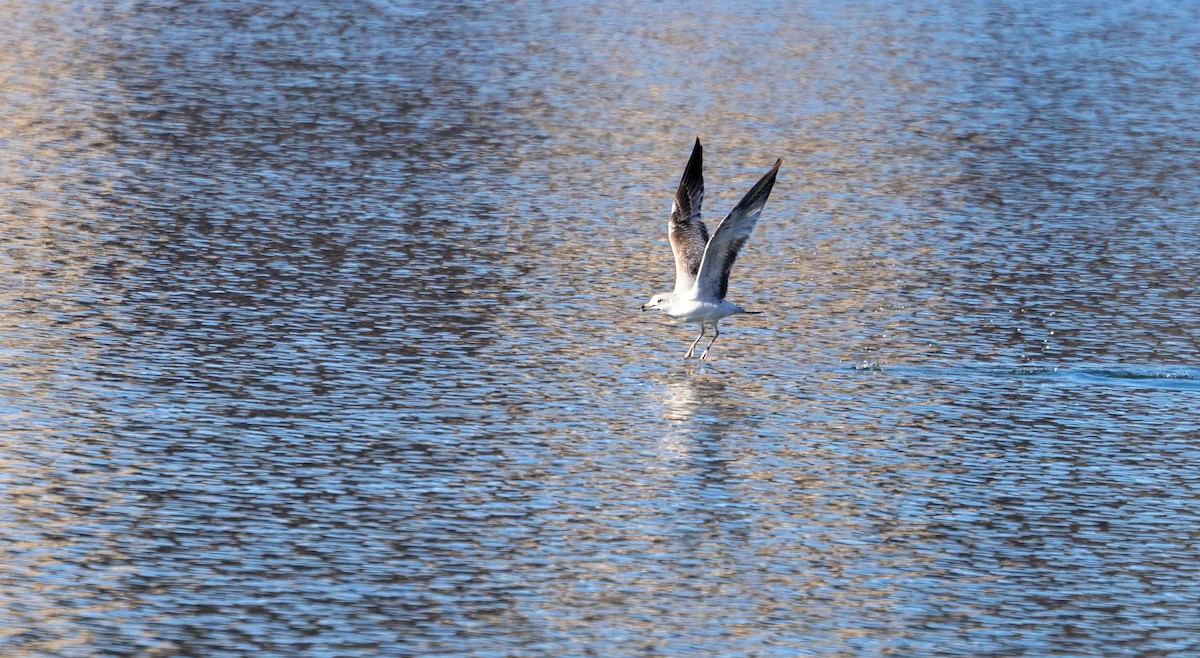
left=699, top=324, right=721, bottom=360
left=684, top=325, right=706, bottom=359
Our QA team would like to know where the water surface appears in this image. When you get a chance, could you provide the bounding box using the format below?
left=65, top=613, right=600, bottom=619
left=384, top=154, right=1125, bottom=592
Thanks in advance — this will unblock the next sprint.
left=2, top=1, right=1200, bottom=655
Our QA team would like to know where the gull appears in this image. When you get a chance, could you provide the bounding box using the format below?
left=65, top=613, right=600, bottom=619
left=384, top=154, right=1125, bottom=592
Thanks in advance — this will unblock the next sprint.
left=641, top=138, right=781, bottom=360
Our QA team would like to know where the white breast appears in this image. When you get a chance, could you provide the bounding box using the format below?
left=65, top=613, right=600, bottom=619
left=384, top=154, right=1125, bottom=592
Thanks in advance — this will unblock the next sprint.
left=666, top=299, right=740, bottom=324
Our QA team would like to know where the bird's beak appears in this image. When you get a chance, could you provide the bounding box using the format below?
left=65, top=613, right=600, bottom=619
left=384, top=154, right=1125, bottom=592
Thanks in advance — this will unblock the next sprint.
left=640, top=304, right=647, bottom=312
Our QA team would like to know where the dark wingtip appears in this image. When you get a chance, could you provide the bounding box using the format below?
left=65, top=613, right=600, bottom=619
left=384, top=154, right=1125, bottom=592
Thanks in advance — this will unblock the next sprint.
left=727, top=157, right=781, bottom=214
left=678, top=137, right=704, bottom=191
left=762, top=159, right=782, bottom=185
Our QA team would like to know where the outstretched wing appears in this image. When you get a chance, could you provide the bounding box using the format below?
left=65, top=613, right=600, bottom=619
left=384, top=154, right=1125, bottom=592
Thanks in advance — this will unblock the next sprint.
left=668, top=138, right=708, bottom=295
left=693, top=158, right=781, bottom=300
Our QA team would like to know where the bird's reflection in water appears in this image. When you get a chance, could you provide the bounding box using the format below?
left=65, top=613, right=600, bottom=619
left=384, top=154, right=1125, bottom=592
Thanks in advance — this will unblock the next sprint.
left=655, top=365, right=761, bottom=519
left=659, top=364, right=749, bottom=427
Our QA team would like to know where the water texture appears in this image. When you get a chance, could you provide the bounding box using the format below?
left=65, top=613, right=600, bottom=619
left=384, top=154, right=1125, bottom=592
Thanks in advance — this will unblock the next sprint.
left=2, top=1, right=1199, bottom=655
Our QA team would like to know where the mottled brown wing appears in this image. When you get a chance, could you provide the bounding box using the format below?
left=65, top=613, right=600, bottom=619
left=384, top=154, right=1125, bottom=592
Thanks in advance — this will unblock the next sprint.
left=668, top=138, right=709, bottom=295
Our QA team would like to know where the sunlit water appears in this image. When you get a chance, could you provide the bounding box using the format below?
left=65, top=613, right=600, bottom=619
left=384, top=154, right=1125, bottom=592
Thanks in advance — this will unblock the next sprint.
left=3, top=1, right=1200, bottom=655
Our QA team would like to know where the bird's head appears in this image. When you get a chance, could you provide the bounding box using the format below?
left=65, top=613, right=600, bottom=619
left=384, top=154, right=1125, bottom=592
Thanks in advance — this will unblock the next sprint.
left=641, top=293, right=672, bottom=312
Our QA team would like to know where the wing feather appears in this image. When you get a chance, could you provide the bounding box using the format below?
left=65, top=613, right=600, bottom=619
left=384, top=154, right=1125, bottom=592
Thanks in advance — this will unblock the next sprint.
left=668, top=138, right=708, bottom=295
left=693, top=158, right=781, bottom=300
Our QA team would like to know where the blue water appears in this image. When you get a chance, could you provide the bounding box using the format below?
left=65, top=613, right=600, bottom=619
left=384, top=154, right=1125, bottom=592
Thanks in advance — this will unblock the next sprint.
left=2, top=1, right=1199, bottom=655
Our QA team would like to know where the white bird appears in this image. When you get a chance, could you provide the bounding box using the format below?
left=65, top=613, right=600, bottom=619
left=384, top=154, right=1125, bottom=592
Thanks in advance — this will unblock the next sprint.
left=641, top=138, right=781, bottom=360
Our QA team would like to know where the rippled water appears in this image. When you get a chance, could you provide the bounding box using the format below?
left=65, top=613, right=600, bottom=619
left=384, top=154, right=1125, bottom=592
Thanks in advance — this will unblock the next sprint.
left=3, top=1, right=1200, bottom=655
